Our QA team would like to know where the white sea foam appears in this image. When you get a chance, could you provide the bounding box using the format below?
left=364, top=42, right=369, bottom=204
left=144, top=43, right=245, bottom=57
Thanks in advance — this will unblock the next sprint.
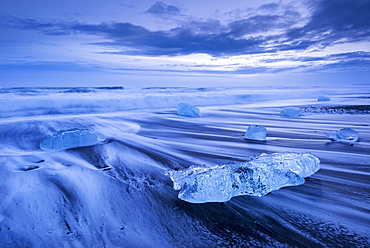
left=1, top=86, right=369, bottom=117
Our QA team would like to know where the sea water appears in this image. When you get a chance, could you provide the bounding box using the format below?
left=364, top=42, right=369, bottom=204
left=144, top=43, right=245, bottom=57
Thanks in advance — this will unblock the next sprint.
left=0, top=85, right=369, bottom=247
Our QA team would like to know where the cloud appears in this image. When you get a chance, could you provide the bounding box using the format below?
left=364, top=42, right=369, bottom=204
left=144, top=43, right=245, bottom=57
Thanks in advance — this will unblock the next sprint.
left=145, top=1, right=181, bottom=16
left=258, top=51, right=370, bottom=73
left=0, top=16, right=71, bottom=35
left=1, top=0, right=369, bottom=59
left=227, top=12, right=299, bottom=38
left=305, top=52, right=370, bottom=72
left=304, top=58, right=370, bottom=73
left=0, top=61, right=103, bottom=72
left=305, top=51, right=370, bottom=62
left=309, top=0, right=370, bottom=33
left=2, top=16, right=266, bottom=56
left=259, top=3, right=279, bottom=11
left=286, top=0, right=370, bottom=43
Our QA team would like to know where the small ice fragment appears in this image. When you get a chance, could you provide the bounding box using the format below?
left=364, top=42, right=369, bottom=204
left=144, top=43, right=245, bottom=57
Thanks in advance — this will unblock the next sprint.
left=325, top=128, right=359, bottom=142
left=177, top=103, right=200, bottom=117
left=280, top=107, right=302, bottom=117
left=168, top=152, right=320, bottom=203
left=317, top=96, right=331, bottom=101
left=40, top=129, right=99, bottom=150
left=244, top=125, right=267, bottom=141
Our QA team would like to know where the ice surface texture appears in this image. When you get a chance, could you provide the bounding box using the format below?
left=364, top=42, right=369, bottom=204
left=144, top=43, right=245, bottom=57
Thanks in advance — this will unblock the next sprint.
left=280, top=107, right=302, bottom=117
left=325, top=128, right=359, bottom=142
left=169, top=152, right=320, bottom=203
left=40, top=129, right=99, bottom=150
left=244, top=125, right=267, bottom=141
left=317, top=96, right=331, bottom=101
left=177, top=103, right=200, bottom=117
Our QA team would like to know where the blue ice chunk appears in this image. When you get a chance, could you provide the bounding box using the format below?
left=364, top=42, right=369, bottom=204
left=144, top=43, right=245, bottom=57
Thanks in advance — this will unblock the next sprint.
left=317, top=96, right=331, bottom=101
left=168, top=152, right=320, bottom=203
left=325, top=128, right=359, bottom=142
left=177, top=103, right=200, bottom=117
left=40, top=129, right=99, bottom=150
left=244, top=125, right=267, bottom=141
left=280, top=107, right=302, bottom=117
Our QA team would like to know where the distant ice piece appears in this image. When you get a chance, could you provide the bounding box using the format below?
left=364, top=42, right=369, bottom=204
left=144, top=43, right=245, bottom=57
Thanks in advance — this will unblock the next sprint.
left=280, top=107, right=302, bottom=117
left=317, top=96, right=331, bottom=101
left=325, top=128, right=359, bottom=142
left=177, top=103, right=200, bottom=117
left=169, top=152, right=320, bottom=203
left=244, top=125, right=267, bottom=141
left=40, top=129, right=99, bottom=150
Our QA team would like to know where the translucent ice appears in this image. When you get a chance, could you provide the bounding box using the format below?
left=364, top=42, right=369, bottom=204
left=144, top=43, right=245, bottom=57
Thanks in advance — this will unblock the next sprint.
left=280, top=107, right=302, bottom=117
left=40, top=129, right=99, bottom=150
left=325, top=128, right=359, bottom=142
left=244, top=125, right=267, bottom=141
left=177, top=103, right=200, bottom=117
left=169, top=152, right=320, bottom=203
left=317, top=96, right=331, bottom=101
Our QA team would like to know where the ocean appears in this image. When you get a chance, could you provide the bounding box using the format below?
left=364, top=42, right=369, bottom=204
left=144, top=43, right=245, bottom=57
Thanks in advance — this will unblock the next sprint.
left=0, top=85, right=369, bottom=247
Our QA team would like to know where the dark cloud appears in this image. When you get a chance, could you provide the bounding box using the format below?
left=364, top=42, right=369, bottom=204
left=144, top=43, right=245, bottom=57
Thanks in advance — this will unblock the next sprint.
left=0, top=16, right=70, bottom=35
left=145, top=1, right=181, bottom=16
left=309, top=0, right=370, bottom=33
left=286, top=0, right=370, bottom=43
left=1, top=16, right=266, bottom=56
left=227, top=11, right=299, bottom=38
left=228, top=15, right=281, bottom=37
left=94, top=30, right=264, bottom=56
left=259, top=3, right=280, bottom=11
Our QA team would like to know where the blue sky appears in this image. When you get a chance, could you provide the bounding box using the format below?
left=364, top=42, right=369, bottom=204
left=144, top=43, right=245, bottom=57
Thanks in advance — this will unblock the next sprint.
left=0, top=0, right=369, bottom=87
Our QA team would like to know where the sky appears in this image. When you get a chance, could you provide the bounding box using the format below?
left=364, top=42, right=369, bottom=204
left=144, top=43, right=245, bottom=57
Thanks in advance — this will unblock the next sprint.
left=0, top=0, right=369, bottom=88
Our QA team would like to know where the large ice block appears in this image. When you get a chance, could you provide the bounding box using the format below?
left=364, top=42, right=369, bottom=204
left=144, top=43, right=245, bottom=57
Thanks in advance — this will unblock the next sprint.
left=325, top=128, right=359, bottom=142
left=177, top=103, right=200, bottom=117
left=280, top=107, right=302, bottom=117
left=40, top=129, right=99, bottom=150
left=244, top=125, right=267, bottom=141
left=317, top=96, right=331, bottom=101
left=168, top=152, right=320, bottom=203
